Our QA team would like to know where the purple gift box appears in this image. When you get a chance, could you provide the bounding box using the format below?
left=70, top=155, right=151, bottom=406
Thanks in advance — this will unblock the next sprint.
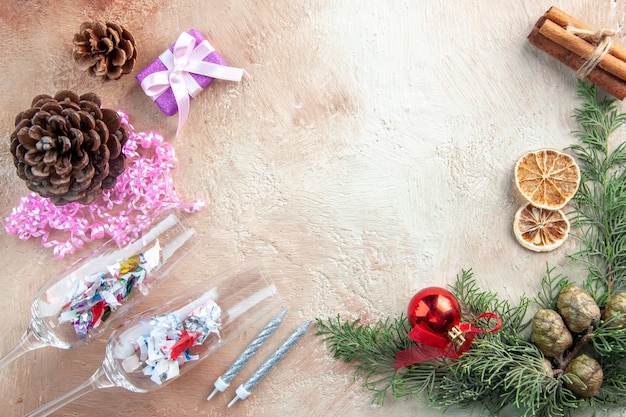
left=136, top=29, right=228, bottom=116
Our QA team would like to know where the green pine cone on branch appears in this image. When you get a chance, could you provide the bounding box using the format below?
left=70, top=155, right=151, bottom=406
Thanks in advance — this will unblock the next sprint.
left=316, top=82, right=626, bottom=416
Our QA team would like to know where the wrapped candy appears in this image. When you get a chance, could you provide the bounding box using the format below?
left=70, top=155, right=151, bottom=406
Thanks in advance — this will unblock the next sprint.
left=122, top=299, right=222, bottom=385
left=57, top=243, right=160, bottom=338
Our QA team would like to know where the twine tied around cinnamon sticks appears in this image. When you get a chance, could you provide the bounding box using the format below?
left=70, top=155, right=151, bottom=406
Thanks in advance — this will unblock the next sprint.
left=528, top=6, right=626, bottom=100
left=567, top=25, right=615, bottom=79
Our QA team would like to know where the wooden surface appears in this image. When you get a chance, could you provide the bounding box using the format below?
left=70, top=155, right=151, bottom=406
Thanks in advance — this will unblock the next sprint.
left=1, top=1, right=625, bottom=416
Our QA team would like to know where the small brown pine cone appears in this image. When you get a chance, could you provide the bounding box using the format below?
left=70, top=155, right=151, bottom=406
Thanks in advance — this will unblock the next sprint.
left=9, top=90, right=128, bottom=205
left=531, top=309, right=573, bottom=358
left=602, top=292, right=626, bottom=327
left=556, top=285, right=601, bottom=333
left=73, top=21, right=137, bottom=80
left=564, top=354, right=603, bottom=397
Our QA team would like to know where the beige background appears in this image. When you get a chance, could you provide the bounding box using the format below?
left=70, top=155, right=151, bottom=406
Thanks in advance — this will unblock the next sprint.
left=0, top=0, right=625, bottom=416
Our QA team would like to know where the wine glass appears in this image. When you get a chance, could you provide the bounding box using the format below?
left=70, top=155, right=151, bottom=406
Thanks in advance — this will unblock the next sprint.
left=24, top=261, right=281, bottom=417
left=0, top=211, right=197, bottom=370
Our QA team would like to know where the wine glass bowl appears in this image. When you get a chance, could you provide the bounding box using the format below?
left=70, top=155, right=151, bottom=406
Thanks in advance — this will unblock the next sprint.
left=0, top=211, right=197, bottom=369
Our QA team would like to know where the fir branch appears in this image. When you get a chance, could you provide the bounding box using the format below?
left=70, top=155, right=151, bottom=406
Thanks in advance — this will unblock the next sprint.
left=450, top=269, right=530, bottom=336
left=600, top=360, right=626, bottom=403
left=315, top=314, right=414, bottom=404
left=433, top=338, right=583, bottom=417
left=538, top=374, right=583, bottom=417
left=568, top=81, right=626, bottom=304
left=589, top=314, right=626, bottom=358
left=534, top=264, right=571, bottom=310
left=392, top=361, right=448, bottom=401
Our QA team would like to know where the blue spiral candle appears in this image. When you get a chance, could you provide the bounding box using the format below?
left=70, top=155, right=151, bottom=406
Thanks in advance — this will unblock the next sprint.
left=207, top=307, right=287, bottom=400
left=227, top=319, right=312, bottom=407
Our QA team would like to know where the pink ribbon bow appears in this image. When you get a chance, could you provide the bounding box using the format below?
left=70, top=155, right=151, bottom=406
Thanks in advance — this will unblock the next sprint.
left=140, top=32, right=244, bottom=136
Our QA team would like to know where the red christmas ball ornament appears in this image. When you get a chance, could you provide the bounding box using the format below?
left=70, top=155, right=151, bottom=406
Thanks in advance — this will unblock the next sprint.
left=407, top=287, right=464, bottom=345
left=396, top=286, right=502, bottom=370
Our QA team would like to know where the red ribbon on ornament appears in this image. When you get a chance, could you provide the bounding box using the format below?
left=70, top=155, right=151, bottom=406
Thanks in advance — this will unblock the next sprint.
left=394, top=312, right=502, bottom=370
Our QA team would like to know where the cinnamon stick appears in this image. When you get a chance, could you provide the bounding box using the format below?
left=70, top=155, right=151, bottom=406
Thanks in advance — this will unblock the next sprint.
left=538, top=18, right=626, bottom=83
left=544, top=6, right=626, bottom=63
left=528, top=20, right=626, bottom=100
left=543, top=6, right=588, bottom=30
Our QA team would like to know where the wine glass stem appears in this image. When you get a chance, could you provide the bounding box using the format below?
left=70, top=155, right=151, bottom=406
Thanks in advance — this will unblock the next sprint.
left=24, top=366, right=113, bottom=417
left=0, top=328, right=46, bottom=371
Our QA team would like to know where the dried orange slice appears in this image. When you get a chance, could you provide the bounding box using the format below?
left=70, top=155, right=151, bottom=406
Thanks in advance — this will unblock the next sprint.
left=514, top=149, right=580, bottom=210
left=513, top=203, right=570, bottom=252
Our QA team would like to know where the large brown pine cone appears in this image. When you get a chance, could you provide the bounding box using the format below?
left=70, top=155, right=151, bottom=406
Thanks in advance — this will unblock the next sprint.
left=73, top=21, right=137, bottom=80
left=10, top=90, right=128, bottom=206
